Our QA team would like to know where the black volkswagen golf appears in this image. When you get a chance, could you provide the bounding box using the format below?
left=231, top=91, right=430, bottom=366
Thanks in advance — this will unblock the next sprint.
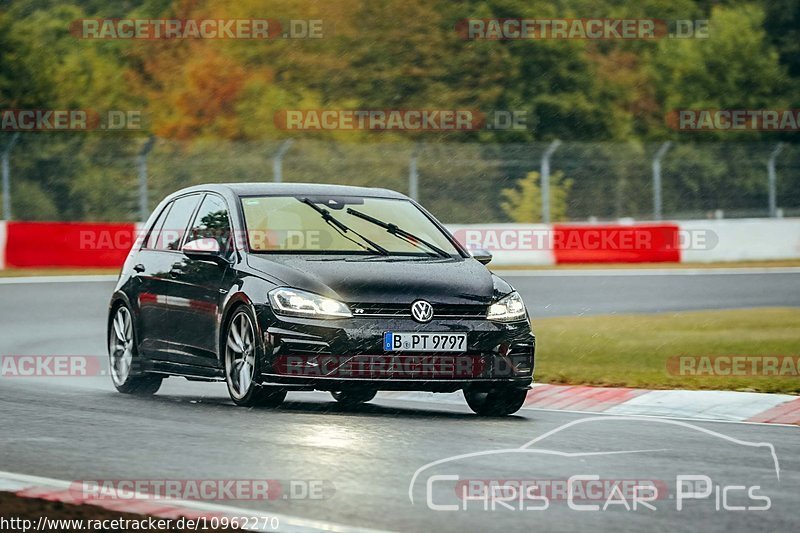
left=108, top=183, right=535, bottom=415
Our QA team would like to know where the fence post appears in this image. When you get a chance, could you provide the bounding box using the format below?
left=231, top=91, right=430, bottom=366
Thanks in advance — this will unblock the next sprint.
left=540, top=139, right=561, bottom=224
left=138, top=137, right=156, bottom=222
left=409, top=142, right=422, bottom=201
left=273, top=140, right=294, bottom=183
left=2, top=133, right=20, bottom=221
left=768, top=142, right=784, bottom=218
left=2, top=133, right=21, bottom=221
left=652, top=141, right=672, bottom=221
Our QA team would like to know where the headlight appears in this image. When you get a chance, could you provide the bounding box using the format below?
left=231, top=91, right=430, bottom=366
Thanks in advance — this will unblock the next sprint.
left=268, top=288, right=352, bottom=319
left=487, top=291, right=527, bottom=322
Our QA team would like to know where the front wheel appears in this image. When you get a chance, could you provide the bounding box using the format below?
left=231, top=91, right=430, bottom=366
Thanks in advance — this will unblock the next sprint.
left=224, top=307, right=286, bottom=408
left=331, top=389, right=377, bottom=406
left=464, top=388, right=528, bottom=416
left=108, top=304, right=162, bottom=395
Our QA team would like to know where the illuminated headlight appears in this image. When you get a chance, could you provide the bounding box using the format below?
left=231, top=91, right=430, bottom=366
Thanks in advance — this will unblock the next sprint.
left=487, top=291, right=527, bottom=322
left=268, top=288, right=352, bottom=319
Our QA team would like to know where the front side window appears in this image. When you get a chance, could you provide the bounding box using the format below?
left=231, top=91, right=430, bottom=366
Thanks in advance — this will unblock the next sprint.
left=186, top=194, right=232, bottom=254
left=241, top=195, right=460, bottom=256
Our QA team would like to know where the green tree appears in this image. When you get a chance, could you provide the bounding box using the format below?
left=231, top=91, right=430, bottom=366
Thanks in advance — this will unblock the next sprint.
left=500, top=170, right=572, bottom=222
left=650, top=3, right=789, bottom=139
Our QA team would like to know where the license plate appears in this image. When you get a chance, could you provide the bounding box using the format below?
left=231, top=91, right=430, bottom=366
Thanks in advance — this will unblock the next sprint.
left=383, top=332, right=467, bottom=352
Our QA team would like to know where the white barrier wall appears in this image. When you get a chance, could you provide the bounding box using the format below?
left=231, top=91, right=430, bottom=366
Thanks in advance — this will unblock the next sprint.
left=447, top=218, right=800, bottom=266
left=680, top=219, right=800, bottom=263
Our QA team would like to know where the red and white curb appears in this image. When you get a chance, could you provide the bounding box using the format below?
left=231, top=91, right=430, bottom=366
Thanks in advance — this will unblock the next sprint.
left=382, top=384, right=800, bottom=425
left=0, top=471, right=387, bottom=533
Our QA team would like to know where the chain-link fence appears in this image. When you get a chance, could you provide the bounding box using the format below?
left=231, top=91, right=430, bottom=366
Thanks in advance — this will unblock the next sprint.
left=1, top=134, right=798, bottom=224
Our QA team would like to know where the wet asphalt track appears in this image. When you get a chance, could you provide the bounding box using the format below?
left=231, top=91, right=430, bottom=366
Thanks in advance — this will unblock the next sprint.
left=0, top=271, right=798, bottom=532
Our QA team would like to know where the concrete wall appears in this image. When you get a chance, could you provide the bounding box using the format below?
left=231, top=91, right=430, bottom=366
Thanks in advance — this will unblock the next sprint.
left=678, top=219, right=800, bottom=263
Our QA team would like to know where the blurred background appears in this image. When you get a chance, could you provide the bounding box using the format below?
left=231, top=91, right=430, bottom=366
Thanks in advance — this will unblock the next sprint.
left=1, top=0, right=798, bottom=224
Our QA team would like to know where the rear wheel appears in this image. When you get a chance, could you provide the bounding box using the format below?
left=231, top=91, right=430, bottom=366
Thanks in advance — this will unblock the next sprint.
left=224, top=307, right=286, bottom=408
left=108, top=304, right=162, bottom=395
left=331, top=389, right=377, bottom=406
left=464, top=388, right=528, bottom=416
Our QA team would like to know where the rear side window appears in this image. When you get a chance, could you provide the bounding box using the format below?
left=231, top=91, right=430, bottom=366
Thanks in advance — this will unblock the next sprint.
left=153, top=194, right=201, bottom=251
left=186, top=194, right=232, bottom=254
left=144, top=204, right=171, bottom=249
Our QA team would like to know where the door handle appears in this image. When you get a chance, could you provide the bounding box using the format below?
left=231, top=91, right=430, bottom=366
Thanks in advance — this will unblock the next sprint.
left=133, top=264, right=145, bottom=273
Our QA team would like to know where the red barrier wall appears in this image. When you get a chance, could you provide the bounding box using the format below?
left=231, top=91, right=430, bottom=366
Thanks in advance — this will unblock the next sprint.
left=5, top=221, right=136, bottom=268
left=552, top=224, right=681, bottom=264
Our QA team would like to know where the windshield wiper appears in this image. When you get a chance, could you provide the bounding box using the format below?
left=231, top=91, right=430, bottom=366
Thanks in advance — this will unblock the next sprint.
left=298, top=198, right=389, bottom=256
left=345, top=208, right=451, bottom=258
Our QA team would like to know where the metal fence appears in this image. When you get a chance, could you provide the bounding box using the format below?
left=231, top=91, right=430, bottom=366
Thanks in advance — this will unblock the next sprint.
left=1, top=134, right=798, bottom=224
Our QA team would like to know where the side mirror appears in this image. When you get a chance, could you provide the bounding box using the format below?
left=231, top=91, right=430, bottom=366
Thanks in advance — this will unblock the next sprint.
left=182, top=237, right=226, bottom=263
left=470, top=248, right=493, bottom=265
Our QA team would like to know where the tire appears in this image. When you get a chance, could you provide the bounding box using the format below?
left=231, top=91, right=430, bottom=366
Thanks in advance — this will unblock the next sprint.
left=464, top=387, right=528, bottom=416
left=224, top=306, right=286, bottom=408
left=331, top=389, right=377, bottom=406
left=108, top=304, right=163, bottom=395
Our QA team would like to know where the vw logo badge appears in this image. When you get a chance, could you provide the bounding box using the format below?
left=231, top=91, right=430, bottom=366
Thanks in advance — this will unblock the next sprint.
left=411, top=300, right=434, bottom=323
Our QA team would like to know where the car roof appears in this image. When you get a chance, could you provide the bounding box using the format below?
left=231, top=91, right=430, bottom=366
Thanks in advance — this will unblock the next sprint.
left=171, top=182, right=409, bottom=200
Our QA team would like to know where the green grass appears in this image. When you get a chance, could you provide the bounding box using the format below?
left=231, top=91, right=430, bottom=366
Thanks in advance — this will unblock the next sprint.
left=533, top=308, right=800, bottom=394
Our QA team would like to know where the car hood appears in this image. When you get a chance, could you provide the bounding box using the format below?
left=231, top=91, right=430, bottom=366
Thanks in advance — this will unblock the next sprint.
left=246, top=254, right=502, bottom=305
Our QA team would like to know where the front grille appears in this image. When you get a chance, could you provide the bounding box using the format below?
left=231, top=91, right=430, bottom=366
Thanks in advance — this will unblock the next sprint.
left=350, top=303, right=487, bottom=319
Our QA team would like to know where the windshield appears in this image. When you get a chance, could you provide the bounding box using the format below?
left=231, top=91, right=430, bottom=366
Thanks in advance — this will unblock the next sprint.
left=241, top=195, right=461, bottom=256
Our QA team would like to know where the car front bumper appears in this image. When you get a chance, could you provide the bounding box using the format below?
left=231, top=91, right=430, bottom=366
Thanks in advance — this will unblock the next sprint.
left=254, top=304, right=535, bottom=392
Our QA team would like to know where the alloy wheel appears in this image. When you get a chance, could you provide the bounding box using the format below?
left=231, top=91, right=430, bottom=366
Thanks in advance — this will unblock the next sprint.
left=109, top=306, right=134, bottom=386
left=225, top=311, right=257, bottom=400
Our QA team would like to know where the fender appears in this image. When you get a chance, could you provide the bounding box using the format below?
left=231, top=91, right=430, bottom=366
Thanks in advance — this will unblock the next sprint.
left=218, top=276, right=277, bottom=364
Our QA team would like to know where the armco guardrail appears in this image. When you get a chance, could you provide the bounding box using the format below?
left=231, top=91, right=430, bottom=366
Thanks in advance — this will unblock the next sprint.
left=0, top=219, right=798, bottom=269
